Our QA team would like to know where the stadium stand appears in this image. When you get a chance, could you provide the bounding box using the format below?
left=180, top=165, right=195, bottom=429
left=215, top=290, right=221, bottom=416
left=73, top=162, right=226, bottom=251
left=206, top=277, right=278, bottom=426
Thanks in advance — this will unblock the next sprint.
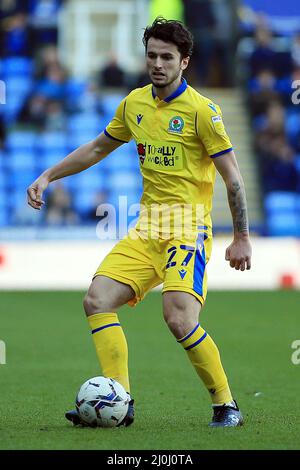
left=0, top=0, right=299, bottom=237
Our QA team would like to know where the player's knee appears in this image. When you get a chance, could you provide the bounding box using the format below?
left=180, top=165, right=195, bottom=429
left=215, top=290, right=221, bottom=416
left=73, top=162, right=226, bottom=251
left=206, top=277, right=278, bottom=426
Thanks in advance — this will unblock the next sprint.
left=83, top=292, right=110, bottom=316
left=164, top=314, right=187, bottom=339
left=163, top=306, right=194, bottom=339
left=163, top=297, right=199, bottom=339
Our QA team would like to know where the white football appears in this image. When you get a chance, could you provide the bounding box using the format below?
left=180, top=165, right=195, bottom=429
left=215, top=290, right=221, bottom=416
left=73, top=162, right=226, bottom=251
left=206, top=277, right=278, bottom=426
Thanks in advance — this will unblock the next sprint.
left=76, top=376, right=129, bottom=427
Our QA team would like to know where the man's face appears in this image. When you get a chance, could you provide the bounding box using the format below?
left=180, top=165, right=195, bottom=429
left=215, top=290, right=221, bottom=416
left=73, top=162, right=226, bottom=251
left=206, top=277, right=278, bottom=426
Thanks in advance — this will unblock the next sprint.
left=146, top=37, right=189, bottom=88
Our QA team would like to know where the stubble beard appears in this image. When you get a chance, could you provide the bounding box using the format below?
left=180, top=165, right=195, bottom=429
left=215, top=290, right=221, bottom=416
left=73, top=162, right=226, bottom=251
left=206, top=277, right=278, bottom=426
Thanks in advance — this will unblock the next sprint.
left=150, top=69, right=182, bottom=89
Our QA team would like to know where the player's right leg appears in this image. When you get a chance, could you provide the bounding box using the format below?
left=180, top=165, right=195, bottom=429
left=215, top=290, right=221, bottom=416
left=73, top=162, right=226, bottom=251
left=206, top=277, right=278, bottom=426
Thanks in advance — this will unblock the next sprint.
left=83, top=275, right=135, bottom=395
left=66, top=276, right=135, bottom=427
left=66, top=229, right=160, bottom=427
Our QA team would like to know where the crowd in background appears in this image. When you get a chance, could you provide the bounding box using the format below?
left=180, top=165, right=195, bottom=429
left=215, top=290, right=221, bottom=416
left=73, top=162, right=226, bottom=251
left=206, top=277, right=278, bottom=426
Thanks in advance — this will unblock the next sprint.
left=0, top=0, right=300, bottom=233
left=246, top=26, right=300, bottom=195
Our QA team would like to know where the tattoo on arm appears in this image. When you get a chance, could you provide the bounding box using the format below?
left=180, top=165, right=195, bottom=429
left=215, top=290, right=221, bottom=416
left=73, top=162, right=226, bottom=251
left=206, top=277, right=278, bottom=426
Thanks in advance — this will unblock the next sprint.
left=227, top=181, right=249, bottom=233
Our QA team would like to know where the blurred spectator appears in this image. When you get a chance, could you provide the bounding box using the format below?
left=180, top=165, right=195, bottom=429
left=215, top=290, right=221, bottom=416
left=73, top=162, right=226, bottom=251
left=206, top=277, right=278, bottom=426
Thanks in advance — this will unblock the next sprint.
left=34, top=45, right=61, bottom=79
left=18, top=94, right=48, bottom=129
left=248, top=69, right=281, bottom=118
left=28, top=0, right=62, bottom=45
left=76, top=81, right=102, bottom=114
left=276, top=66, right=300, bottom=106
left=35, top=62, right=68, bottom=101
left=131, top=65, right=151, bottom=90
left=255, top=103, right=298, bottom=192
left=0, top=0, right=28, bottom=19
left=89, top=190, right=109, bottom=221
left=45, top=183, right=79, bottom=225
left=211, top=0, right=238, bottom=87
left=100, top=56, right=126, bottom=89
left=44, top=99, right=66, bottom=131
left=249, top=27, right=277, bottom=77
left=183, top=0, right=216, bottom=86
left=291, top=32, right=300, bottom=68
left=0, top=12, right=34, bottom=57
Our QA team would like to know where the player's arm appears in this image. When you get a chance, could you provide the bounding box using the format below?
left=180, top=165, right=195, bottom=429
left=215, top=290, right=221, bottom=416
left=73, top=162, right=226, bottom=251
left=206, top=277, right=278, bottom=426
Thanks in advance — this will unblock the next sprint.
left=27, top=132, right=123, bottom=210
left=213, top=150, right=252, bottom=271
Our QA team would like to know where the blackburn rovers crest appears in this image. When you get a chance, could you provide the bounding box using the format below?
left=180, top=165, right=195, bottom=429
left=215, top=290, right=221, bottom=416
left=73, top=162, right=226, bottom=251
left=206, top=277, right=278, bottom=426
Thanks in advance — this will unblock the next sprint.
left=168, top=116, right=184, bottom=134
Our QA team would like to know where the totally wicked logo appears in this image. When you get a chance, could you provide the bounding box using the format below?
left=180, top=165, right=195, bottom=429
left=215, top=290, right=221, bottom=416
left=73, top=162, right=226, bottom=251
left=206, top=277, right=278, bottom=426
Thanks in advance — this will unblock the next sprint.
left=136, top=141, right=183, bottom=171
left=168, top=116, right=184, bottom=134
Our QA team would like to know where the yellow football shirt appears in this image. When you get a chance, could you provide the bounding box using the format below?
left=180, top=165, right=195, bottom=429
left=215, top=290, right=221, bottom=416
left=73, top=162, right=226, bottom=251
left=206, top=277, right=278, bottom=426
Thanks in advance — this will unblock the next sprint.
left=104, top=79, right=232, bottom=238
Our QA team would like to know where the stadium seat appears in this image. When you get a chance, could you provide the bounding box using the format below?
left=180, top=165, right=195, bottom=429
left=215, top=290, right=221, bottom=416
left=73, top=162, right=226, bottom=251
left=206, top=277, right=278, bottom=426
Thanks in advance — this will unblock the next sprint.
left=8, top=188, right=28, bottom=207
left=38, top=151, right=63, bottom=171
left=0, top=171, right=6, bottom=189
left=2, top=57, right=33, bottom=76
left=267, top=212, right=299, bottom=237
left=106, top=144, right=139, bottom=171
left=107, top=170, right=142, bottom=192
left=6, top=131, right=37, bottom=152
left=6, top=77, right=33, bottom=96
left=75, top=170, right=105, bottom=191
left=7, top=151, right=36, bottom=170
left=0, top=207, right=8, bottom=226
left=8, top=168, right=38, bottom=190
left=68, top=131, right=98, bottom=149
left=37, top=132, right=68, bottom=153
left=264, top=191, right=297, bottom=213
left=67, top=112, right=104, bottom=134
left=65, top=79, right=87, bottom=99
left=73, top=189, right=97, bottom=217
left=101, top=94, right=126, bottom=121
left=3, top=95, right=24, bottom=123
left=0, top=150, right=6, bottom=171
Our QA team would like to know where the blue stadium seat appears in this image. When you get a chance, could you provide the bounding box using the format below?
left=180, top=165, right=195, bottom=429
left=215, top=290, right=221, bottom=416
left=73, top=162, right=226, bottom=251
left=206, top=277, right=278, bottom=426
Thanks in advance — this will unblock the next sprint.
left=265, top=191, right=300, bottom=236
left=67, top=112, right=103, bottom=133
left=8, top=151, right=36, bottom=170
left=3, top=95, right=24, bottom=123
left=0, top=188, right=6, bottom=205
left=101, top=94, right=126, bottom=121
left=76, top=170, right=105, bottom=191
left=108, top=190, right=141, bottom=210
left=107, top=170, right=142, bottom=192
left=6, top=77, right=33, bottom=96
left=105, top=147, right=139, bottom=172
left=37, top=132, right=68, bottom=152
left=8, top=168, right=38, bottom=190
left=65, top=79, right=87, bottom=99
left=38, top=151, right=63, bottom=171
left=6, top=131, right=37, bottom=152
left=0, top=207, right=9, bottom=226
left=267, top=212, right=299, bottom=237
left=0, top=150, right=7, bottom=171
left=2, top=57, right=33, bottom=76
left=9, top=188, right=28, bottom=208
left=68, top=131, right=98, bottom=149
left=0, top=171, right=6, bottom=189
left=73, top=189, right=97, bottom=217
left=264, top=191, right=297, bottom=213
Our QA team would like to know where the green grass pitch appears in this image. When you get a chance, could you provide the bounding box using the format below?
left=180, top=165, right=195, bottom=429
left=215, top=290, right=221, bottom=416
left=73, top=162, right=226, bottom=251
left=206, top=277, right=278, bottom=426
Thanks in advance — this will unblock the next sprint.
left=0, top=290, right=299, bottom=450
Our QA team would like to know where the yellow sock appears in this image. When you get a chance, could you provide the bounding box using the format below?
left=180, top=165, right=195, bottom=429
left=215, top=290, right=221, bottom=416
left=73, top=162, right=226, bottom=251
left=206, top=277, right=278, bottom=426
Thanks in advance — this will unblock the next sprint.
left=178, top=323, right=232, bottom=405
left=87, top=312, right=130, bottom=393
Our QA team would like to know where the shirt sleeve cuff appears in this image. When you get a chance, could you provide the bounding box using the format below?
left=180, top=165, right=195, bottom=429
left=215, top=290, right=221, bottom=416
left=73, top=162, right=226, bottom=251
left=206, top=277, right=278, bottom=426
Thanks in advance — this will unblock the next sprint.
left=210, top=147, right=233, bottom=158
left=104, top=128, right=129, bottom=143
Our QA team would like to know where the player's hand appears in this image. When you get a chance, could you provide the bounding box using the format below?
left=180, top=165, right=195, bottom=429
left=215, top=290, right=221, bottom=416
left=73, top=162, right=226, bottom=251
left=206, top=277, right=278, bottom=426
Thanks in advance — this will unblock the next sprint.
left=27, top=175, right=49, bottom=210
left=225, top=235, right=252, bottom=271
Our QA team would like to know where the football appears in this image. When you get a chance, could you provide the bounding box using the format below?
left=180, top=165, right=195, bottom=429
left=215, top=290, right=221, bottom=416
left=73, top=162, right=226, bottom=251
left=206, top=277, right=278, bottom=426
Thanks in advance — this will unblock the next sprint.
left=76, top=376, right=129, bottom=427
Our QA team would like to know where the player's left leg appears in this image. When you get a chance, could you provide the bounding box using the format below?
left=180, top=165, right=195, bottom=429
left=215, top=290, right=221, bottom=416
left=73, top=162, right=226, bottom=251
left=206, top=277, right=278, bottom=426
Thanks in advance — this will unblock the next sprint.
left=160, top=231, right=243, bottom=427
left=162, top=291, right=243, bottom=427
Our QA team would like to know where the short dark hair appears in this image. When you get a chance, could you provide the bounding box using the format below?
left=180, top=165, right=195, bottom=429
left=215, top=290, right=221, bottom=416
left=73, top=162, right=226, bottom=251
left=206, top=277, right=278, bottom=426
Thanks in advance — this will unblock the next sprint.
left=143, top=17, right=193, bottom=59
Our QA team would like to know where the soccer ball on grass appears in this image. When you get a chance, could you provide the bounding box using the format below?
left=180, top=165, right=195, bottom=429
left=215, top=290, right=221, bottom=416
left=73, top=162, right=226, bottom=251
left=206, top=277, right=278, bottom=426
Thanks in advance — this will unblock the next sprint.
left=76, top=376, right=129, bottom=427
